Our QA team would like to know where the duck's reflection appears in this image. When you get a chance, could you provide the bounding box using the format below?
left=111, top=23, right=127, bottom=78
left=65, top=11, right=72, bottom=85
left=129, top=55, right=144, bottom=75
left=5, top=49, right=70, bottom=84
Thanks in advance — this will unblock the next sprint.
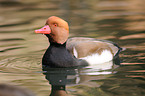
left=42, top=57, right=121, bottom=96
left=50, top=85, right=66, bottom=96
left=42, top=67, right=79, bottom=96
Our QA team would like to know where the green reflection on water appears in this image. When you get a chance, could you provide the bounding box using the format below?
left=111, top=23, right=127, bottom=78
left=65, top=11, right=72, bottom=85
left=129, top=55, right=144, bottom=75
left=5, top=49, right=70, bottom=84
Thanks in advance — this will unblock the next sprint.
left=0, top=0, right=145, bottom=96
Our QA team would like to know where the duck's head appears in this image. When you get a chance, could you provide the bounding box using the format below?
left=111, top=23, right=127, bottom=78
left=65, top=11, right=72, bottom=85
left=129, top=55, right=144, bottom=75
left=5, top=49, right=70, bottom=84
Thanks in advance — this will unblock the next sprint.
left=35, top=16, right=69, bottom=44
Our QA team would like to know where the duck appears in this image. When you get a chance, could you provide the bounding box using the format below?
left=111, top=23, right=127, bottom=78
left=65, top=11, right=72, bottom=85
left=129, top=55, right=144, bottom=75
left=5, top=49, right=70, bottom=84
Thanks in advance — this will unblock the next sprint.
left=35, top=16, right=122, bottom=68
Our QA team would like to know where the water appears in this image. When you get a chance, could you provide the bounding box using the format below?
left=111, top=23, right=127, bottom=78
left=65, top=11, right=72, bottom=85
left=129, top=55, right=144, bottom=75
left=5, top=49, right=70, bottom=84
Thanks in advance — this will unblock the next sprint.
left=0, top=0, right=145, bottom=96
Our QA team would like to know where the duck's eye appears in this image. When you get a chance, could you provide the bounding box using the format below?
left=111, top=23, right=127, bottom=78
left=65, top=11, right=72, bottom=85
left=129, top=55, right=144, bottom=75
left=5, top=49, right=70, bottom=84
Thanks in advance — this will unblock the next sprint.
left=53, top=24, right=57, bottom=27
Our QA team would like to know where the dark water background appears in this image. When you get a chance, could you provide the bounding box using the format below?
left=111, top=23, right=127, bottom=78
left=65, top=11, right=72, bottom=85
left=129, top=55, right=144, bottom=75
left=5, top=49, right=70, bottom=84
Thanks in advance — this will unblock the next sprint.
left=0, top=0, right=145, bottom=96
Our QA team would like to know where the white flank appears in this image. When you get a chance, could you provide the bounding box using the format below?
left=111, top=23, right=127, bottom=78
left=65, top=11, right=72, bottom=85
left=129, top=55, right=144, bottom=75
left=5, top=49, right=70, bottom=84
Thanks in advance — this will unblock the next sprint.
left=80, top=50, right=113, bottom=65
left=73, top=47, right=78, bottom=58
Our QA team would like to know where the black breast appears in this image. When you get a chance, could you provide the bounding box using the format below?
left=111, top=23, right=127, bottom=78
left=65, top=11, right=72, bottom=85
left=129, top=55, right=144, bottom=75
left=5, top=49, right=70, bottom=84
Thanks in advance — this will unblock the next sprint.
left=42, top=43, right=83, bottom=68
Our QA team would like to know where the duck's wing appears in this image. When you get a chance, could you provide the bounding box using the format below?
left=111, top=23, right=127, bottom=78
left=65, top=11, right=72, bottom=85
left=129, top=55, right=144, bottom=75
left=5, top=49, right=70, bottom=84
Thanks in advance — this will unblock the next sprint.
left=66, top=37, right=122, bottom=58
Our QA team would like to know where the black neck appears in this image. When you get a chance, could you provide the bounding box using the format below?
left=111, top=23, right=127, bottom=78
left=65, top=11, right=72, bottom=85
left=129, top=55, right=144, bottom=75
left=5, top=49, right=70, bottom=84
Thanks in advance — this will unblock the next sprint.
left=50, top=42, right=66, bottom=47
left=45, top=34, right=66, bottom=47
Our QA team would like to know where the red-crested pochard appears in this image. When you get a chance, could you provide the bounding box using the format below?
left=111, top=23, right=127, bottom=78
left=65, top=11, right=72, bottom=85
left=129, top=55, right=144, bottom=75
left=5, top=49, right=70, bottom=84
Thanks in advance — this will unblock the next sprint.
left=35, top=16, right=122, bottom=68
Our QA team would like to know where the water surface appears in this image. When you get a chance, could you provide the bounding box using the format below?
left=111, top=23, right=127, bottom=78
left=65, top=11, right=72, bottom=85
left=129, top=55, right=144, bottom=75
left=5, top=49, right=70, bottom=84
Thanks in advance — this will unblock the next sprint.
left=0, top=0, right=145, bottom=96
